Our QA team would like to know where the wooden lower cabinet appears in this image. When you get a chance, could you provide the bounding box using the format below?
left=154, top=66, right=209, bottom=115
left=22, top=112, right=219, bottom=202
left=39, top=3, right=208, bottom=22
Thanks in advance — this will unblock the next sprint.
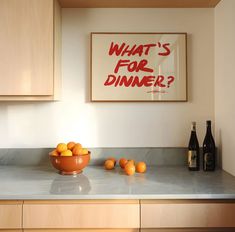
left=24, top=230, right=138, bottom=232
left=141, top=229, right=235, bottom=232
left=23, top=200, right=140, bottom=229
left=0, top=201, right=23, bottom=230
left=141, top=200, right=235, bottom=229
left=0, top=230, right=22, bottom=232
left=2, top=199, right=235, bottom=231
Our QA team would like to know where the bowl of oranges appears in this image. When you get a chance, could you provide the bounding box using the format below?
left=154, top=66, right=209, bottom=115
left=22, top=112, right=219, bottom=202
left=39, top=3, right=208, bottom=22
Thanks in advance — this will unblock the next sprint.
left=49, top=142, right=90, bottom=175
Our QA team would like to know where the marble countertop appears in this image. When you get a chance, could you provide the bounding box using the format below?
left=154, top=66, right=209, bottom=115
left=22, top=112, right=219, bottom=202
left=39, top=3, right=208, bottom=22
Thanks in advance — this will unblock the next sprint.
left=1, top=165, right=235, bottom=200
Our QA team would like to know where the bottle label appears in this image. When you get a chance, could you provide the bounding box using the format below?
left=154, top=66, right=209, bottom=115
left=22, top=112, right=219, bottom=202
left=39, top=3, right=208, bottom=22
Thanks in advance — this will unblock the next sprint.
left=188, top=150, right=197, bottom=168
left=204, top=153, right=214, bottom=169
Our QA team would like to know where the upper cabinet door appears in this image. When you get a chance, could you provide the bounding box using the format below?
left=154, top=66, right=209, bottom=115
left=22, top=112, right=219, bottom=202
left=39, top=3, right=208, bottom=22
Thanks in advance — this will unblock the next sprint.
left=0, top=0, right=54, bottom=96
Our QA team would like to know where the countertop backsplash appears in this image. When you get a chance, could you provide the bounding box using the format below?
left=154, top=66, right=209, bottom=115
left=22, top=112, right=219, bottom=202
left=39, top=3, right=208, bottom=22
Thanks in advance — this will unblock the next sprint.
left=0, top=147, right=190, bottom=167
left=0, top=147, right=221, bottom=168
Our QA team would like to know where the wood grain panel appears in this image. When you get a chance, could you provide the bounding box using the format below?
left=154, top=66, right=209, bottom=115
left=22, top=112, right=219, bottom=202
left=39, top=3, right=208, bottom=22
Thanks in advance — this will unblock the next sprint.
left=0, top=201, right=23, bottom=205
left=0, top=0, right=54, bottom=95
left=0, top=202, right=23, bottom=229
left=25, top=229, right=138, bottom=232
left=141, top=199, right=235, bottom=204
left=141, top=229, right=235, bottom=232
left=58, top=0, right=221, bottom=8
left=0, top=230, right=22, bottom=232
left=24, top=200, right=139, bottom=204
left=0, top=96, right=59, bottom=101
left=141, top=202, right=235, bottom=228
left=53, top=0, right=62, bottom=100
left=23, top=201, right=140, bottom=229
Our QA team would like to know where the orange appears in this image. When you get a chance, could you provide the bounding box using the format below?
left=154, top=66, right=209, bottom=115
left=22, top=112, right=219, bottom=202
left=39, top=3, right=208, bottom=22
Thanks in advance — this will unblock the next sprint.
left=124, top=162, right=135, bottom=176
left=119, top=158, right=128, bottom=169
left=56, top=143, right=67, bottom=153
left=82, top=148, right=89, bottom=155
left=72, top=146, right=83, bottom=156
left=75, top=143, right=82, bottom=149
left=50, top=149, right=59, bottom=156
left=61, top=150, right=73, bottom=157
left=108, top=157, right=116, bottom=166
left=104, top=160, right=115, bottom=170
left=128, top=159, right=135, bottom=165
left=67, top=141, right=76, bottom=150
left=136, top=162, right=147, bottom=173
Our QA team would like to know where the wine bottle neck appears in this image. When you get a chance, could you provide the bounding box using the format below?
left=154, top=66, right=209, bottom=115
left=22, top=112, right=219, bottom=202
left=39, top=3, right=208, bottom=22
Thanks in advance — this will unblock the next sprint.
left=206, top=124, right=212, bottom=134
left=191, top=131, right=197, bottom=137
left=191, top=123, right=196, bottom=132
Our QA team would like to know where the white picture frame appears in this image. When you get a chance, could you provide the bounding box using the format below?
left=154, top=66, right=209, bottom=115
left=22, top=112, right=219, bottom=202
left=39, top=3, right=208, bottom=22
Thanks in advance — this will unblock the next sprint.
left=91, top=33, right=187, bottom=102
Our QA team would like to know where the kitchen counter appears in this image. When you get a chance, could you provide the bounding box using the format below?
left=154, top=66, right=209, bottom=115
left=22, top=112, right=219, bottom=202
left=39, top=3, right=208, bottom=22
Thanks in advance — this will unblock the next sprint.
left=1, top=165, right=235, bottom=200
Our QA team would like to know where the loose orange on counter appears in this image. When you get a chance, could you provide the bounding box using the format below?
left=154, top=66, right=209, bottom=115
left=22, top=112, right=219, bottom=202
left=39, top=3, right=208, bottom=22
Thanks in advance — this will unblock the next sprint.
left=108, top=157, right=116, bottom=166
left=119, top=158, right=128, bottom=169
left=61, top=150, right=73, bottom=157
left=136, top=162, right=147, bottom=173
left=67, top=141, right=76, bottom=150
left=124, top=162, right=135, bottom=176
left=104, top=159, right=115, bottom=170
left=56, top=143, right=67, bottom=153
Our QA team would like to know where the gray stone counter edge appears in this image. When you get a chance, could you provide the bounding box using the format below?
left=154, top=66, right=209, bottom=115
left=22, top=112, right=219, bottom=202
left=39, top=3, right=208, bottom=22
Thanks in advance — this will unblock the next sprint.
left=1, top=194, right=235, bottom=200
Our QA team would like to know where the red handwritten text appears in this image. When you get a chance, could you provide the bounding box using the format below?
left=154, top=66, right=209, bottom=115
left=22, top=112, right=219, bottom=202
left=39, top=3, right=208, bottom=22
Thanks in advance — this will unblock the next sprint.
left=109, top=42, right=171, bottom=57
left=104, top=74, right=175, bottom=88
left=114, top=59, right=153, bottom=73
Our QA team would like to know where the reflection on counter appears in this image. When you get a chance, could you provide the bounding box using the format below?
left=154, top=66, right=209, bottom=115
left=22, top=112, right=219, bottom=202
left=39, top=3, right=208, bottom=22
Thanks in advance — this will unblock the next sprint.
left=50, top=174, right=91, bottom=195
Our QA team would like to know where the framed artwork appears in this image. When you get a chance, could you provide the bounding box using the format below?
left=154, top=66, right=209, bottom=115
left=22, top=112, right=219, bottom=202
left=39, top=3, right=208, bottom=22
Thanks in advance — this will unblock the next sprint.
left=90, top=33, right=187, bottom=102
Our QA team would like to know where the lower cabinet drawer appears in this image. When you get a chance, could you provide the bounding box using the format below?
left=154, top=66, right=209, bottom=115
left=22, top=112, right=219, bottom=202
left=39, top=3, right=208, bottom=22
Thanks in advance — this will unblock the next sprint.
left=0, top=201, right=23, bottom=229
left=141, top=229, right=235, bottom=232
left=0, top=230, right=22, bottom=232
left=25, top=230, right=138, bottom=232
left=23, top=200, right=140, bottom=229
left=141, top=200, right=235, bottom=228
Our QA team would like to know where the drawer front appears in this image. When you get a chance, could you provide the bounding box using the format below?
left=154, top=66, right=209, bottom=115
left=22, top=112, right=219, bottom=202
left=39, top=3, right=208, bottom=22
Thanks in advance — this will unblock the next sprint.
left=23, top=201, right=140, bottom=229
left=0, top=230, right=22, bottom=232
left=141, top=201, right=235, bottom=228
left=141, top=229, right=235, bottom=232
left=0, top=202, right=22, bottom=229
left=25, top=230, right=138, bottom=232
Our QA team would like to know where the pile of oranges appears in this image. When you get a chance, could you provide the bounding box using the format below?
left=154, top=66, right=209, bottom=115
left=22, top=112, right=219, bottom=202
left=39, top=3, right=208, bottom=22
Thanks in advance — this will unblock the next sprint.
left=50, top=142, right=89, bottom=156
left=104, top=157, right=147, bottom=176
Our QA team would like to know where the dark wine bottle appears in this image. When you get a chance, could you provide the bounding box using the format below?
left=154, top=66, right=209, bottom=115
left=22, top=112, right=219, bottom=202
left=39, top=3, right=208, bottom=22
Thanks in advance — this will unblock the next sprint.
left=203, top=120, right=216, bottom=171
left=188, top=122, right=200, bottom=171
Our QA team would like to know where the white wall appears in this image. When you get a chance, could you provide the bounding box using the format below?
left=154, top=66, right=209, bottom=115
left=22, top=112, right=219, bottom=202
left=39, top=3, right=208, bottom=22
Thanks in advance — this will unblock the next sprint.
left=215, top=0, right=235, bottom=175
left=0, top=8, right=214, bottom=148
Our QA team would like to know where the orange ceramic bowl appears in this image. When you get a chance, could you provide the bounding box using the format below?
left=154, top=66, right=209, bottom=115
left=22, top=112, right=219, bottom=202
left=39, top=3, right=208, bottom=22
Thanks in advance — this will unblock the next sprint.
left=49, top=152, right=90, bottom=175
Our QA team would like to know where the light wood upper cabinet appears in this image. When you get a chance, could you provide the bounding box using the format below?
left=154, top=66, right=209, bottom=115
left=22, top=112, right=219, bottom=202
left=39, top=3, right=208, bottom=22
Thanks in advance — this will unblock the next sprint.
left=58, top=0, right=221, bottom=8
left=0, top=0, right=61, bottom=101
left=23, top=200, right=140, bottom=229
left=0, top=201, right=23, bottom=229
